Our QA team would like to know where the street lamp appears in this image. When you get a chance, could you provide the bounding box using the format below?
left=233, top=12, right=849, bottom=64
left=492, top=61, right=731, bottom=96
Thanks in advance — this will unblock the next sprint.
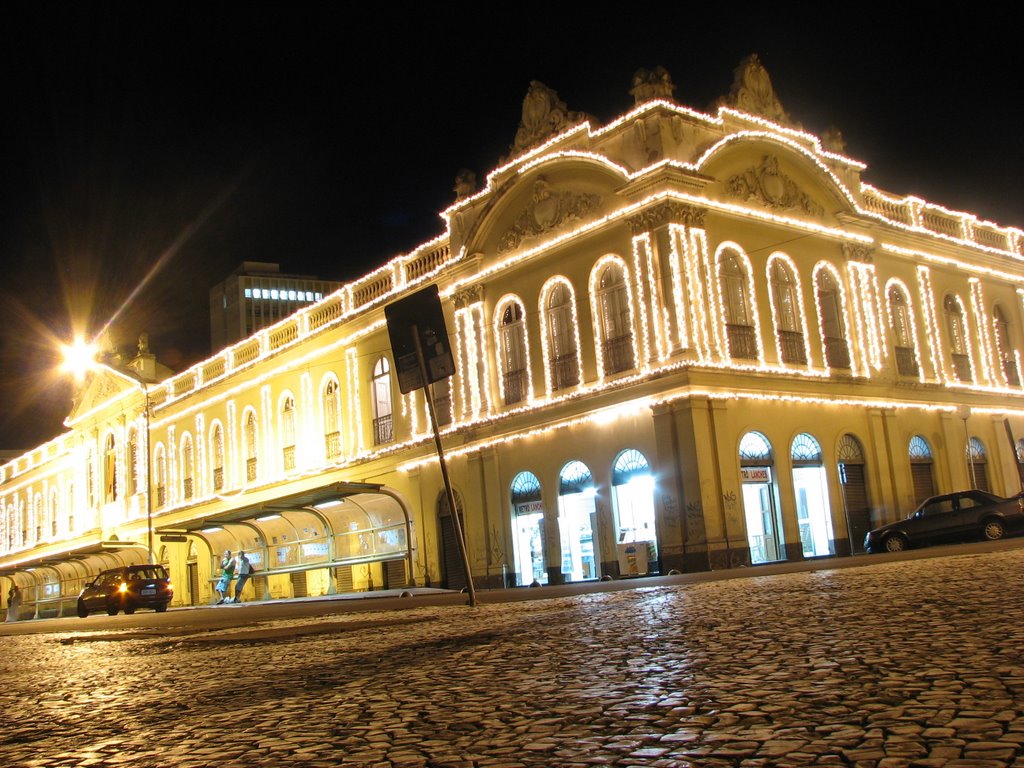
left=61, top=338, right=156, bottom=564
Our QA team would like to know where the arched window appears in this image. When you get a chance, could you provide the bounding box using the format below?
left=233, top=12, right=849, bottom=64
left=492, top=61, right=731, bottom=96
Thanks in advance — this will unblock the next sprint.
left=720, top=252, right=757, bottom=360
left=66, top=483, right=74, bottom=534
left=281, top=395, right=296, bottom=471
left=611, top=449, right=657, bottom=571
left=739, top=431, right=782, bottom=565
left=211, top=423, right=225, bottom=491
left=816, top=268, right=850, bottom=369
left=498, top=300, right=529, bottom=404
left=322, top=378, right=342, bottom=460
left=371, top=358, right=394, bottom=444
left=510, top=471, right=546, bottom=586
left=126, top=427, right=139, bottom=497
left=994, top=305, right=1019, bottom=386
left=837, top=434, right=870, bottom=553
left=597, top=263, right=636, bottom=374
left=180, top=433, right=194, bottom=501
left=86, top=448, right=97, bottom=509
left=968, top=437, right=989, bottom=493
left=244, top=410, right=258, bottom=482
left=558, top=461, right=598, bottom=581
left=944, top=295, right=972, bottom=382
left=544, top=282, right=579, bottom=390
left=888, top=285, right=919, bottom=377
left=49, top=487, right=58, bottom=537
left=908, top=435, right=935, bottom=504
left=154, top=444, right=167, bottom=507
left=33, top=492, right=42, bottom=542
left=768, top=258, right=806, bottom=364
left=103, top=433, right=117, bottom=504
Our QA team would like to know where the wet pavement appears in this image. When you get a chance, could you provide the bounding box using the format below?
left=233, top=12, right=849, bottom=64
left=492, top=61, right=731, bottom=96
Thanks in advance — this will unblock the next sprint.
left=3, top=547, right=1024, bottom=767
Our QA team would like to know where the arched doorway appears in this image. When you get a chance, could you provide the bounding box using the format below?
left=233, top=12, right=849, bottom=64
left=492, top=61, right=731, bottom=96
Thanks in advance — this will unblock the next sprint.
left=611, top=449, right=656, bottom=574
left=510, top=472, right=546, bottom=586
left=739, top=432, right=782, bottom=563
left=837, top=434, right=870, bottom=554
left=557, top=461, right=598, bottom=582
left=791, top=433, right=835, bottom=557
left=909, top=435, right=936, bottom=504
left=437, top=490, right=466, bottom=591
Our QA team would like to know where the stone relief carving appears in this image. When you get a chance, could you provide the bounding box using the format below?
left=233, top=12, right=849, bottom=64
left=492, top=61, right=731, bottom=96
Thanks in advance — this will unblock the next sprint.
left=506, top=81, right=594, bottom=160
left=821, top=126, right=847, bottom=154
left=726, top=155, right=824, bottom=217
left=627, top=202, right=706, bottom=233
left=630, top=66, right=676, bottom=104
left=497, top=175, right=600, bottom=252
left=453, top=169, right=477, bottom=201
left=452, top=285, right=482, bottom=308
left=842, top=243, right=874, bottom=263
left=714, top=54, right=796, bottom=128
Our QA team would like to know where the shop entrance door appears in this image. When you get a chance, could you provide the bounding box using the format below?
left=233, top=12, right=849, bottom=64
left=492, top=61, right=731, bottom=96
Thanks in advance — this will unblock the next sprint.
left=741, top=466, right=781, bottom=564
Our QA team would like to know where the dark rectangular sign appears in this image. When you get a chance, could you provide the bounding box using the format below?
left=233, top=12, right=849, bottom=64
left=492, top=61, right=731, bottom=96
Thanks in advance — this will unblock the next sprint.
left=384, top=284, right=455, bottom=394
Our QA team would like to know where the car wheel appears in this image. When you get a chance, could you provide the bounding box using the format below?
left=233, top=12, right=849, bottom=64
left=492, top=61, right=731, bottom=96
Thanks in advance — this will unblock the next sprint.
left=983, top=518, right=1005, bottom=541
left=123, top=603, right=136, bottom=615
left=883, top=534, right=907, bottom=552
left=155, top=603, right=168, bottom=613
left=106, top=602, right=119, bottom=616
left=76, top=601, right=88, bottom=619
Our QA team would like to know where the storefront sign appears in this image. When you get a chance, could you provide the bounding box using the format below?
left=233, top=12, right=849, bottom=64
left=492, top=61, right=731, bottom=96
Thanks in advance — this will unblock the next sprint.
left=741, top=466, right=771, bottom=483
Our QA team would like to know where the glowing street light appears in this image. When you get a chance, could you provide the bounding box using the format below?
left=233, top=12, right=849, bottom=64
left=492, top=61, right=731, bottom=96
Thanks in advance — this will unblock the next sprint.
left=60, top=336, right=99, bottom=381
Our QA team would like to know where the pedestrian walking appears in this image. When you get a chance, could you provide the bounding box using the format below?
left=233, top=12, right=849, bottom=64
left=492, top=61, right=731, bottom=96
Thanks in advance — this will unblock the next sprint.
left=214, top=550, right=235, bottom=604
left=6, top=583, right=21, bottom=622
left=232, top=550, right=254, bottom=603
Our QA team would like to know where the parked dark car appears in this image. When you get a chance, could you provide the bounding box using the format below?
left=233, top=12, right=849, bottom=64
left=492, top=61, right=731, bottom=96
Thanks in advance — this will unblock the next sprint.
left=865, top=490, right=1024, bottom=553
left=77, top=564, right=173, bottom=617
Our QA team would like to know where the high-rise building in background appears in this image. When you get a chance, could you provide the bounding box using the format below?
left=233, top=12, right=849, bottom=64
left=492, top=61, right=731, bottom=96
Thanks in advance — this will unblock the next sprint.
left=209, top=261, right=340, bottom=349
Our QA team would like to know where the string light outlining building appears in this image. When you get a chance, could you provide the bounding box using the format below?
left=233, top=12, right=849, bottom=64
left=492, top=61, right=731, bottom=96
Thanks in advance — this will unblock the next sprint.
left=3, top=57, right=1024, bottom=616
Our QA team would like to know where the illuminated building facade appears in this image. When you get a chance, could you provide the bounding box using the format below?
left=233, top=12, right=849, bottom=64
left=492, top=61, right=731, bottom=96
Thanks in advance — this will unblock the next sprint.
left=4, top=57, right=1024, bottom=617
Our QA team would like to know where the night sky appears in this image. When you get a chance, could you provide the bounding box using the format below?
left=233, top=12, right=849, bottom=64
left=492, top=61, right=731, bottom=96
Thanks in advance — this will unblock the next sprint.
left=1, top=6, right=1021, bottom=449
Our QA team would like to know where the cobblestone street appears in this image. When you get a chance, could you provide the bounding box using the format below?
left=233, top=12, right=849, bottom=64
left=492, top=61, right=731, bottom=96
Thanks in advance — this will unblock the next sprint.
left=3, top=547, right=1024, bottom=767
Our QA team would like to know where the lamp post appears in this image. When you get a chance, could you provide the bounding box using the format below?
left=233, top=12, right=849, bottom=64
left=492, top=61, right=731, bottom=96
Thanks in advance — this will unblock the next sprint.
left=956, top=404, right=977, bottom=490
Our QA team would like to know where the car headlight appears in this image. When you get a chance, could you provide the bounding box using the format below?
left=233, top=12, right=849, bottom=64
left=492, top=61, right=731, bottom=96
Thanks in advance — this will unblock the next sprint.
left=118, top=582, right=129, bottom=593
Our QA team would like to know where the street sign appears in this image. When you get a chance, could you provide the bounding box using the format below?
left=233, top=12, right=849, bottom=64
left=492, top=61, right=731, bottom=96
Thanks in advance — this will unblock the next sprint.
left=384, top=284, right=455, bottom=394
left=160, top=534, right=188, bottom=543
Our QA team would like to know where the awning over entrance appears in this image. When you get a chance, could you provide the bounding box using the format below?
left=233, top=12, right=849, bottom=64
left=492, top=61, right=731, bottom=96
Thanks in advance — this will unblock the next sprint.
left=157, top=482, right=414, bottom=588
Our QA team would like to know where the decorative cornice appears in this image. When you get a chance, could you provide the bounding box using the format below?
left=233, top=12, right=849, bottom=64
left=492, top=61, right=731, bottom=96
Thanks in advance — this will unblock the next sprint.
left=842, top=243, right=874, bottom=263
left=452, top=285, right=483, bottom=308
left=627, top=201, right=707, bottom=233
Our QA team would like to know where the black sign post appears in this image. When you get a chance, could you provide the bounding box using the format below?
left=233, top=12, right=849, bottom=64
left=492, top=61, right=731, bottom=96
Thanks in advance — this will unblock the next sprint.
left=385, top=286, right=476, bottom=606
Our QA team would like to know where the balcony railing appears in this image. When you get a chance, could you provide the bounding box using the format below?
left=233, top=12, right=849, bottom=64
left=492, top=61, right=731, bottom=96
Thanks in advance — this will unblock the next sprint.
left=433, top=394, right=452, bottom=426
left=776, top=330, right=806, bottom=365
left=504, top=369, right=528, bottom=405
left=373, top=414, right=394, bottom=445
left=183, top=478, right=193, bottom=500
left=824, top=336, right=851, bottom=369
left=604, top=334, right=636, bottom=374
left=726, top=324, right=758, bottom=360
left=895, top=346, right=919, bottom=377
left=283, top=445, right=296, bottom=471
left=550, top=352, right=579, bottom=389
left=952, top=353, right=972, bottom=382
left=213, top=466, right=224, bottom=491
left=325, top=431, right=342, bottom=460
left=246, top=458, right=258, bottom=482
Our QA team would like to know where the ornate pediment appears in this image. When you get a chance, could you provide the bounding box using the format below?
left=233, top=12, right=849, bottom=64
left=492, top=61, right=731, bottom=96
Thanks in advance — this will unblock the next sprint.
left=497, top=176, right=601, bottom=252
left=725, top=155, right=824, bottom=217
left=65, top=368, right=139, bottom=426
left=630, top=66, right=676, bottom=105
